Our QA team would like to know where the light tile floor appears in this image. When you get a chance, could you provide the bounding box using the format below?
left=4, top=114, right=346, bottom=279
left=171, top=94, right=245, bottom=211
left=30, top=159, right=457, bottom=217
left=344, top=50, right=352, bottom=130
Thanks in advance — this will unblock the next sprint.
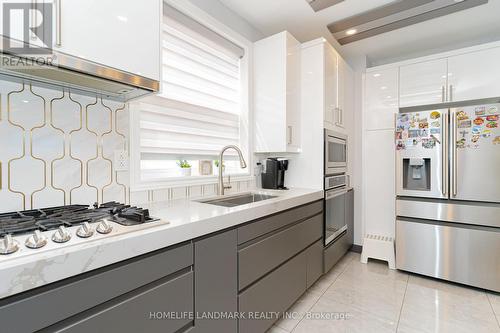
left=268, top=252, right=500, bottom=333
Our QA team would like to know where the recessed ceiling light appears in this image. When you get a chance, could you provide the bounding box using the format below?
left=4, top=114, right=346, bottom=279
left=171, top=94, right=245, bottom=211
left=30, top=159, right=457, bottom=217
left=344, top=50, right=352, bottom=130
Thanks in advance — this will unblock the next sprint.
left=346, top=29, right=357, bottom=35
left=373, top=73, right=381, bottom=77
left=22, top=100, right=29, bottom=103
left=386, top=96, right=392, bottom=99
left=117, top=15, right=128, bottom=22
left=381, top=86, right=387, bottom=90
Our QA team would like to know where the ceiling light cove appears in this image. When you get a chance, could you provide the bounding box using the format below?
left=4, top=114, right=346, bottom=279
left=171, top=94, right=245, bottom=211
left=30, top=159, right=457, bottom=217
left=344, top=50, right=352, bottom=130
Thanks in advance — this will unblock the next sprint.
left=307, top=0, right=345, bottom=12
left=328, top=0, right=488, bottom=45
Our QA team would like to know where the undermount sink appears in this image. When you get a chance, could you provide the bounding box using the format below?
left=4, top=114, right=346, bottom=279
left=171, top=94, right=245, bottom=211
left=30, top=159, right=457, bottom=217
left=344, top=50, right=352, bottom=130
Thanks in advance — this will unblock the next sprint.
left=198, top=193, right=277, bottom=207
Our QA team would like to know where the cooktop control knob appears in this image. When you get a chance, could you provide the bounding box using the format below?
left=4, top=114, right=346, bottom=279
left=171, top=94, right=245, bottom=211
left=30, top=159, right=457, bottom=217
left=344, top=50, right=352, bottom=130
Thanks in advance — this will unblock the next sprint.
left=76, top=222, right=94, bottom=238
left=0, top=235, right=19, bottom=255
left=25, top=230, right=48, bottom=249
left=96, top=220, right=113, bottom=234
left=52, top=226, right=71, bottom=243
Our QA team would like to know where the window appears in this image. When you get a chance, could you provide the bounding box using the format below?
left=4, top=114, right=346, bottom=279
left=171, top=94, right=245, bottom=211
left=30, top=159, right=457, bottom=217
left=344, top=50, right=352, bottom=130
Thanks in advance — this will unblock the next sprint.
left=131, top=3, right=250, bottom=186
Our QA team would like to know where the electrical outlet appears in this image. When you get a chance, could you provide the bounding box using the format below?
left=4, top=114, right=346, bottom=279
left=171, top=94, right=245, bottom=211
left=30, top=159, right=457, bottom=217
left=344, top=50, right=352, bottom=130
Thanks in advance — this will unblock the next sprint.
left=114, top=150, right=129, bottom=171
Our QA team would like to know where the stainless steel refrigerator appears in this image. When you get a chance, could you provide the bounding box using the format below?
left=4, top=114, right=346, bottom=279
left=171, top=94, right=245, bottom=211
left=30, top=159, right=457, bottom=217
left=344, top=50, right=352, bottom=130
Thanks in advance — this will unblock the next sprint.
left=395, top=102, right=500, bottom=292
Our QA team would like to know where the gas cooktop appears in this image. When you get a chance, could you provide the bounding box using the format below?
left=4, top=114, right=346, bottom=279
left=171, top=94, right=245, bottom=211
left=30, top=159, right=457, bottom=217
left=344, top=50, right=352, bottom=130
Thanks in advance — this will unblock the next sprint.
left=0, top=202, right=161, bottom=256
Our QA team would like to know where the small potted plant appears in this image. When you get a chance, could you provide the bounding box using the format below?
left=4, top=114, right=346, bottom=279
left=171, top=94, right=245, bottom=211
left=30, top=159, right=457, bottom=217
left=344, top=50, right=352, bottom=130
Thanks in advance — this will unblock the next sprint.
left=177, top=160, right=191, bottom=176
left=213, top=160, right=225, bottom=175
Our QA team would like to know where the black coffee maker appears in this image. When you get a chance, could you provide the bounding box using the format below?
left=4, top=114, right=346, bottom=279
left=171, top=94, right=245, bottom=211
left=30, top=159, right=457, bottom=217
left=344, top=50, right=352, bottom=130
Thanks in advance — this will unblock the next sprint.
left=261, top=158, right=289, bottom=190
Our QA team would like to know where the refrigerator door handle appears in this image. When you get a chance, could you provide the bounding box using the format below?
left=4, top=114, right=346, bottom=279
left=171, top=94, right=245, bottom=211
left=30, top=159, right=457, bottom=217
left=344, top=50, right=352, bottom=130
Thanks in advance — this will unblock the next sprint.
left=452, top=111, right=458, bottom=197
left=441, top=111, right=448, bottom=196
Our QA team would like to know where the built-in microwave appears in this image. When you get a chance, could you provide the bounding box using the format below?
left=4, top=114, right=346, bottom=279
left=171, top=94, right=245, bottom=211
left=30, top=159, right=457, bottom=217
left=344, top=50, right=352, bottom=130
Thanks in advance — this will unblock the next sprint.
left=325, top=129, right=347, bottom=175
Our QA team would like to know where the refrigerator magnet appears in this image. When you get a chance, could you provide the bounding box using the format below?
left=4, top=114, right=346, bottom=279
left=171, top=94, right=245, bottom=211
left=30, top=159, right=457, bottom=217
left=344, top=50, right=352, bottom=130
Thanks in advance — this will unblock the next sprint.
left=471, top=135, right=480, bottom=144
left=486, top=115, right=499, bottom=121
left=419, top=122, right=429, bottom=129
left=456, top=138, right=466, bottom=149
left=475, top=107, right=486, bottom=116
left=472, top=126, right=482, bottom=135
left=430, top=111, right=441, bottom=119
left=422, top=138, right=436, bottom=149
left=482, top=129, right=492, bottom=138
left=473, top=117, right=485, bottom=126
left=408, top=130, right=420, bottom=138
left=430, top=121, right=440, bottom=128
left=486, top=121, right=498, bottom=128
left=457, top=111, right=469, bottom=120
left=458, top=120, right=472, bottom=128
left=493, top=136, right=500, bottom=145
left=430, top=128, right=441, bottom=135
left=396, top=140, right=405, bottom=150
left=488, top=106, right=498, bottom=115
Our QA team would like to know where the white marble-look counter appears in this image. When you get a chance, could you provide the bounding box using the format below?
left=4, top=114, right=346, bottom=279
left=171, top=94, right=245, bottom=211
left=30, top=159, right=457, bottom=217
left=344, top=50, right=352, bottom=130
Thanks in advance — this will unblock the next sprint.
left=0, top=188, right=323, bottom=299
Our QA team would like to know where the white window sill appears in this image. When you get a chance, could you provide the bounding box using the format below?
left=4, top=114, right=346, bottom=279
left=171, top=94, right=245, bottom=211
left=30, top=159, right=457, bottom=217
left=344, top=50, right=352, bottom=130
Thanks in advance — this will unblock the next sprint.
left=131, top=174, right=255, bottom=192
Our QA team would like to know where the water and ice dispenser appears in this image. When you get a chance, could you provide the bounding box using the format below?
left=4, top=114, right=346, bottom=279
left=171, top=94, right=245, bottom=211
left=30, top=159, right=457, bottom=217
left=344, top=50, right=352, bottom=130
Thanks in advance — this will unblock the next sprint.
left=402, top=158, right=431, bottom=191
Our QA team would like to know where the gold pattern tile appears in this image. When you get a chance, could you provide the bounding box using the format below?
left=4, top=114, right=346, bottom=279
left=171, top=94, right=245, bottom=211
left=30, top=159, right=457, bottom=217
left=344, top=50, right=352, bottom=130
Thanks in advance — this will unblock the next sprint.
left=0, top=81, right=130, bottom=211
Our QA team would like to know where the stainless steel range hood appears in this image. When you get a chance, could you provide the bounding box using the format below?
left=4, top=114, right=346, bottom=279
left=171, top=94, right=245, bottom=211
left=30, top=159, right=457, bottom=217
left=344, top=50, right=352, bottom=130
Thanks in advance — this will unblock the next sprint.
left=0, top=38, right=159, bottom=101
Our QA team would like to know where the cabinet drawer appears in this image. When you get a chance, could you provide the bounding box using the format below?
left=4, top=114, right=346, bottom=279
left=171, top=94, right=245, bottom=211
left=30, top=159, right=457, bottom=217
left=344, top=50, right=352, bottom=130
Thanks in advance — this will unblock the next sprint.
left=238, top=200, right=323, bottom=245
left=305, top=240, right=323, bottom=288
left=0, top=242, right=193, bottom=333
left=54, top=271, right=194, bottom=333
left=239, top=251, right=307, bottom=333
left=239, top=214, right=322, bottom=290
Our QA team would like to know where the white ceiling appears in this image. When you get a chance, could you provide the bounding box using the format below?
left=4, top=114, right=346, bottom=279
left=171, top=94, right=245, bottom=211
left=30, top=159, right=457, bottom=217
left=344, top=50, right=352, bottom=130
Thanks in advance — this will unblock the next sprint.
left=219, top=0, right=500, bottom=68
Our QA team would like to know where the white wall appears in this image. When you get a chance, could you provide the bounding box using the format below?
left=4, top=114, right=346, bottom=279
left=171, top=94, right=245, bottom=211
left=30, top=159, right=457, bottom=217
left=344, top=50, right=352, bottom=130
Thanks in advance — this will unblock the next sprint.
left=186, top=0, right=264, bottom=42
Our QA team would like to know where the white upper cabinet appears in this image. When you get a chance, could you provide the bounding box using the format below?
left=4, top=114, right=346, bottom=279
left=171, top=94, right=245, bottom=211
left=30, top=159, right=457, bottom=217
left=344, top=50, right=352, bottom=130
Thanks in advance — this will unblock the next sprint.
left=52, top=0, right=161, bottom=80
left=254, top=31, right=301, bottom=153
left=447, top=47, right=500, bottom=102
left=365, top=68, right=399, bottom=130
left=324, top=44, right=338, bottom=126
left=336, top=57, right=353, bottom=130
left=399, top=58, right=447, bottom=107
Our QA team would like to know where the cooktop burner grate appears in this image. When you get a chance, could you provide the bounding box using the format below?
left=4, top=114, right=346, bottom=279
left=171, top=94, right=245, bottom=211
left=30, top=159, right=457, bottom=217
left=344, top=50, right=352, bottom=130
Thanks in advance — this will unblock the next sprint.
left=0, top=202, right=157, bottom=237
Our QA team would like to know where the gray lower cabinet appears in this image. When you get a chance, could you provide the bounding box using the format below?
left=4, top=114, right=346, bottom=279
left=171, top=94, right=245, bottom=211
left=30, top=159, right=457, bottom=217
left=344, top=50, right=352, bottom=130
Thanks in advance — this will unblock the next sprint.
left=0, top=200, right=324, bottom=333
left=237, top=200, right=324, bottom=333
left=0, top=242, right=193, bottom=333
left=51, top=271, right=194, bottom=333
left=239, top=251, right=307, bottom=333
left=193, top=230, right=238, bottom=333
left=238, top=213, right=323, bottom=290
left=305, top=240, right=323, bottom=288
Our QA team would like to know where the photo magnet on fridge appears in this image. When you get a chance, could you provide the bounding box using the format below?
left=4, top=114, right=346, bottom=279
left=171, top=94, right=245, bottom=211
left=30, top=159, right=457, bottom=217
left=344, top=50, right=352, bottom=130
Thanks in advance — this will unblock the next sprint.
left=458, top=120, right=472, bottom=128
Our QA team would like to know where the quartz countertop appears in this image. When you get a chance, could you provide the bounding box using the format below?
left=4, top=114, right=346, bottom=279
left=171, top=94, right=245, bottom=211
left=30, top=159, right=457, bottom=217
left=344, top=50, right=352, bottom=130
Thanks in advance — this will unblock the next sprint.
left=0, top=188, right=323, bottom=299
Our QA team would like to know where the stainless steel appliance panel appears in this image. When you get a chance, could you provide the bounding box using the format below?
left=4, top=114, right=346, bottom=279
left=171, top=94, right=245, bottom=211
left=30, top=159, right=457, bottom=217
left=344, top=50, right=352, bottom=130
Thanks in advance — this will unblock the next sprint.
left=324, top=188, right=347, bottom=245
left=325, top=130, right=347, bottom=174
left=396, top=109, right=447, bottom=199
left=396, top=219, right=500, bottom=292
left=397, top=198, right=500, bottom=228
left=450, top=104, right=500, bottom=203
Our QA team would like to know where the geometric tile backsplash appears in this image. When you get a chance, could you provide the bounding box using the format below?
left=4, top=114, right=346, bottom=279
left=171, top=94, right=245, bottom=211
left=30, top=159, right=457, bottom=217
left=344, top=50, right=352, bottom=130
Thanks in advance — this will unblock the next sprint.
left=0, top=80, right=129, bottom=212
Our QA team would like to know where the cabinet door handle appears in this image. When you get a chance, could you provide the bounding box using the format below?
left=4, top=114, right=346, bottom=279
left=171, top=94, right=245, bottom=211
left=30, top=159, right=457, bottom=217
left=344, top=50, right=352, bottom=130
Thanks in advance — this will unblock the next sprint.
left=441, top=86, right=445, bottom=102
left=452, top=111, right=458, bottom=197
left=449, top=85, right=453, bottom=102
left=30, top=1, right=37, bottom=40
left=287, top=125, right=293, bottom=145
left=55, top=0, right=62, bottom=47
